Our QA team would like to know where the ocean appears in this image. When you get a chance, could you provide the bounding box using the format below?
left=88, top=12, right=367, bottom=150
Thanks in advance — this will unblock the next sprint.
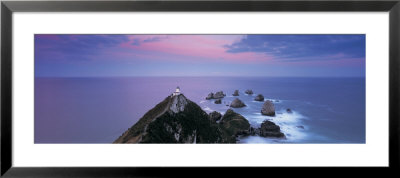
left=34, top=77, right=365, bottom=143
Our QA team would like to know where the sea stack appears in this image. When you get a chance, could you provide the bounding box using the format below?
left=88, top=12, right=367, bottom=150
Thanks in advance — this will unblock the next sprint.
left=213, top=91, right=226, bottom=99
left=232, top=90, right=239, bottom=96
left=206, top=93, right=214, bottom=100
left=230, top=98, right=246, bottom=108
left=214, top=99, right=222, bottom=104
left=206, top=91, right=226, bottom=100
left=260, top=120, right=285, bottom=138
left=261, top=100, right=275, bottom=116
left=254, top=94, right=264, bottom=101
left=245, top=89, right=253, bottom=95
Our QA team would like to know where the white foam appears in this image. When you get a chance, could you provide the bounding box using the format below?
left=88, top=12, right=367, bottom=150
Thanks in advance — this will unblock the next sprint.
left=272, top=111, right=309, bottom=141
left=265, top=98, right=282, bottom=103
left=241, top=109, right=310, bottom=142
left=279, top=125, right=307, bottom=141
left=247, top=114, right=273, bottom=122
left=271, top=110, right=307, bottom=124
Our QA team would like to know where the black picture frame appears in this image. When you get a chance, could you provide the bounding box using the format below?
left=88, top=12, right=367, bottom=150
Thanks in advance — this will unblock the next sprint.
left=1, top=0, right=399, bottom=177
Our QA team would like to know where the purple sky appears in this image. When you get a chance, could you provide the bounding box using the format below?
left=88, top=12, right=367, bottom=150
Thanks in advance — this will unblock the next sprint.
left=35, top=34, right=365, bottom=77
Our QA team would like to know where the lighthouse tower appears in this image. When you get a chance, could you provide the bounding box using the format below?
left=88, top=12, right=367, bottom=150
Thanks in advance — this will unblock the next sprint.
left=172, top=86, right=181, bottom=96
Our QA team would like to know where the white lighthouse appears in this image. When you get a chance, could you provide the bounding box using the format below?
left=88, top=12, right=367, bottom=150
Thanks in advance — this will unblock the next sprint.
left=172, top=86, right=181, bottom=96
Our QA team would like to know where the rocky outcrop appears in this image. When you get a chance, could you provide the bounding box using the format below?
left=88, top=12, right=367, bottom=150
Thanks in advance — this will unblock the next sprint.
left=169, top=94, right=188, bottom=113
left=254, top=94, right=264, bottom=101
left=230, top=98, right=246, bottom=108
left=206, top=91, right=225, bottom=100
left=219, top=109, right=251, bottom=142
left=261, top=100, right=275, bottom=116
left=245, top=89, right=253, bottom=95
left=286, top=108, right=292, bottom=113
left=233, top=90, right=239, bottom=96
left=206, top=93, right=214, bottom=100
left=214, top=99, right=222, bottom=104
left=296, top=125, right=304, bottom=129
left=249, top=127, right=258, bottom=136
left=209, top=111, right=222, bottom=122
left=260, top=120, right=284, bottom=138
left=213, top=91, right=225, bottom=99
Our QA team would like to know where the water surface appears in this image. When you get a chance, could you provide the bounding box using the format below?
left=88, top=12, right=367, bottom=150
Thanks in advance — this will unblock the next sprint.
left=35, top=77, right=365, bottom=143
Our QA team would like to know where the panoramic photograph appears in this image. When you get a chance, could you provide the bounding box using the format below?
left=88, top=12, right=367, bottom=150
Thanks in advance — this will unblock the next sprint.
left=34, top=34, right=365, bottom=144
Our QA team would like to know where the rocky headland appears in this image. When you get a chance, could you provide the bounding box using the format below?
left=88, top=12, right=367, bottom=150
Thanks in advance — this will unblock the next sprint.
left=114, top=89, right=286, bottom=143
left=114, top=94, right=256, bottom=143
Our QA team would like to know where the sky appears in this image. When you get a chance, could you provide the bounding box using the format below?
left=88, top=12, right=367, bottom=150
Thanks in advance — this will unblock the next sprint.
left=35, top=34, right=365, bottom=77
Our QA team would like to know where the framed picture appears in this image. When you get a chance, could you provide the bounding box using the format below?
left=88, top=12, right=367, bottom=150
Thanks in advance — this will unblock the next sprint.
left=1, top=0, right=399, bottom=176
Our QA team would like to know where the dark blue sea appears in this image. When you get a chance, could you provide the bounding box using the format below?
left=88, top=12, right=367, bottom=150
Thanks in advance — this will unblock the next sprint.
left=34, top=77, right=365, bottom=143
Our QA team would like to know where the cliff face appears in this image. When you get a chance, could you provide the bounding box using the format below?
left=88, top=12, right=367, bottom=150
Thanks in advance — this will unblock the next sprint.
left=169, top=94, right=188, bottom=113
left=114, top=94, right=251, bottom=143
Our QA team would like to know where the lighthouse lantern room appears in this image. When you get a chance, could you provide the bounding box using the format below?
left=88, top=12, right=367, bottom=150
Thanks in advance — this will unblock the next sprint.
left=173, top=86, right=181, bottom=96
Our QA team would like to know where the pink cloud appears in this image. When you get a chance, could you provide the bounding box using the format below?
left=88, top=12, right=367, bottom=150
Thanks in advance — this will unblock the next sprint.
left=119, top=35, right=272, bottom=63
